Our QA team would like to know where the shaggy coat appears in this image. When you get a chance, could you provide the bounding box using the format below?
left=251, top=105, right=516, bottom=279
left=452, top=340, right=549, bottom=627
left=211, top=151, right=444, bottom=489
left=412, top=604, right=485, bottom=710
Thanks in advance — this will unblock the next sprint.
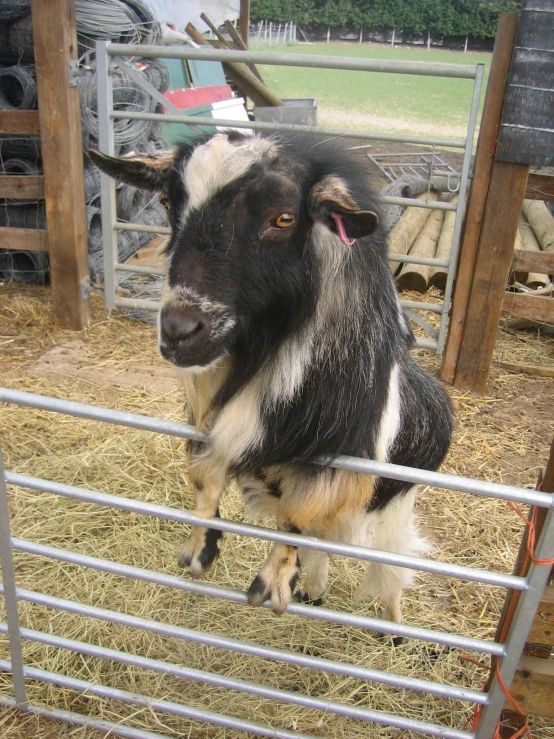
left=91, top=132, right=452, bottom=624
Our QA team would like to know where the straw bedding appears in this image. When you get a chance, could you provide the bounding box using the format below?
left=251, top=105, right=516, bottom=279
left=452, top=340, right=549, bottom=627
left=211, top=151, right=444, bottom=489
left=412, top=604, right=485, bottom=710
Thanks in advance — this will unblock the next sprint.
left=0, top=286, right=553, bottom=738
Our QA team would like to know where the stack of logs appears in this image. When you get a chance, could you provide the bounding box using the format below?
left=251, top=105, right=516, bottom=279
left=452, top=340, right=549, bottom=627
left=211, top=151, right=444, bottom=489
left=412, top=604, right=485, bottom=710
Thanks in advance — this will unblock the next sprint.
left=389, top=187, right=554, bottom=294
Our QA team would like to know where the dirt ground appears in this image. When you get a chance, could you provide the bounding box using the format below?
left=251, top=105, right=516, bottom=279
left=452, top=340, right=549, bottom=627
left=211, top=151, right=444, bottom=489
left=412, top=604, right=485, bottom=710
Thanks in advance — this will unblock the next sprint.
left=0, top=286, right=553, bottom=739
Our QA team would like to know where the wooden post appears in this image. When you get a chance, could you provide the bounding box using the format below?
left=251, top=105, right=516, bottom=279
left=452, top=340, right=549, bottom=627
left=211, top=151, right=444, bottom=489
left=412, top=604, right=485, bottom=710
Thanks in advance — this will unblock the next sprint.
left=327, top=25, right=330, bottom=43
left=452, top=161, right=529, bottom=392
left=31, top=0, right=90, bottom=330
left=239, top=0, right=250, bottom=47
left=440, top=13, right=519, bottom=385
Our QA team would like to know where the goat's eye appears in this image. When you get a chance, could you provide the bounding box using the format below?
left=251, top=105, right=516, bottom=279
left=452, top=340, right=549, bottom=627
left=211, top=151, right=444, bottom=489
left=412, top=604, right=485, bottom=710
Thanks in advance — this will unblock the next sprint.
left=273, top=213, right=296, bottom=229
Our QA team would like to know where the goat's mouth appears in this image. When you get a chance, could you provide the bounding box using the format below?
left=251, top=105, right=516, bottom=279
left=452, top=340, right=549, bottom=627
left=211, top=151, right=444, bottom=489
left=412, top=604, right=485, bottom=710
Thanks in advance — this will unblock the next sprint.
left=159, top=340, right=227, bottom=371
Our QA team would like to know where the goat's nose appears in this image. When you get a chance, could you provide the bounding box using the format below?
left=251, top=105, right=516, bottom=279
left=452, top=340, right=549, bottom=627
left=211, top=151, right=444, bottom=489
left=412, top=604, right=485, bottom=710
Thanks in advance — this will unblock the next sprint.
left=160, top=308, right=210, bottom=350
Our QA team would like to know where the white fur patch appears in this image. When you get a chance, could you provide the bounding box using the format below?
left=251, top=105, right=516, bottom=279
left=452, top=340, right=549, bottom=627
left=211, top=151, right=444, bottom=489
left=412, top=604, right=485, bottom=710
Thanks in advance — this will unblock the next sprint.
left=182, top=134, right=277, bottom=219
left=240, top=474, right=279, bottom=521
left=207, top=378, right=265, bottom=467
left=353, top=487, right=432, bottom=607
left=374, top=363, right=401, bottom=462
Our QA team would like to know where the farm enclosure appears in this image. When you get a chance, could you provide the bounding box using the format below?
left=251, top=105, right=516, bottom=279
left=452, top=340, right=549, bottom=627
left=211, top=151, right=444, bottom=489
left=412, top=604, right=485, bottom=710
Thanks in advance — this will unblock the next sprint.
left=1, top=288, right=554, bottom=738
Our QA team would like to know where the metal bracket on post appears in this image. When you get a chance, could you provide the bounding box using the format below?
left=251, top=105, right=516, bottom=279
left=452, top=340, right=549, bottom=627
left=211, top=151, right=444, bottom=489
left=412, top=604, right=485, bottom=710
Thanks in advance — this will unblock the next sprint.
left=67, top=60, right=81, bottom=87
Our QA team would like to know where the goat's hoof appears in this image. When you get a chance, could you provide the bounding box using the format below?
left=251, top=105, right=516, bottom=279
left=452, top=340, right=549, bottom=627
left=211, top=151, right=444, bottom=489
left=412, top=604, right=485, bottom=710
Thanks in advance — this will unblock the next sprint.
left=178, top=526, right=223, bottom=578
left=247, top=568, right=299, bottom=615
left=293, top=590, right=324, bottom=607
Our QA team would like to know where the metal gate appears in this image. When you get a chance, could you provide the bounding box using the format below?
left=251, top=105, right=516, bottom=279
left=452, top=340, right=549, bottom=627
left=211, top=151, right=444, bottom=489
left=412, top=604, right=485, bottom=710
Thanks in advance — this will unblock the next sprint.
left=1, top=387, right=553, bottom=738
left=95, top=42, right=484, bottom=352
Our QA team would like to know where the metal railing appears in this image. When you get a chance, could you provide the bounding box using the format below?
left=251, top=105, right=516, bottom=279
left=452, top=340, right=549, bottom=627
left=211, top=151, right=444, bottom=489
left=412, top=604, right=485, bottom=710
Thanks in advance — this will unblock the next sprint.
left=95, top=42, right=484, bottom=352
left=1, top=387, right=553, bottom=739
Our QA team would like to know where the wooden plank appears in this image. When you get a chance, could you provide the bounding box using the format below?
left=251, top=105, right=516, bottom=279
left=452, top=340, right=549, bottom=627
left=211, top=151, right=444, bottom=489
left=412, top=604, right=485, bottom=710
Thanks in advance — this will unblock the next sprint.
left=239, top=0, right=250, bottom=47
left=508, top=655, right=554, bottom=718
left=0, top=110, right=40, bottom=135
left=527, top=585, right=554, bottom=646
left=185, top=23, right=282, bottom=107
left=0, top=227, right=48, bottom=252
left=0, top=175, right=44, bottom=200
left=512, top=249, right=554, bottom=273
left=440, top=13, right=519, bottom=384
left=223, top=19, right=264, bottom=81
left=503, top=292, right=554, bottom=324
left=526, top=172, right=554, bottom=202
left=31, top=0, right=90, bottom=330
left=453, top=160, right=529, bottom=392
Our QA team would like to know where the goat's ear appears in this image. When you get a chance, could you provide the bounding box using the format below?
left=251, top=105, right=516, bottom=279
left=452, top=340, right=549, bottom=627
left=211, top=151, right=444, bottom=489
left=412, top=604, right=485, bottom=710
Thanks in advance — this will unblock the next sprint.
left=308, top=175, right=379, bottom=239
left=88, top=149, right=174, bottom=191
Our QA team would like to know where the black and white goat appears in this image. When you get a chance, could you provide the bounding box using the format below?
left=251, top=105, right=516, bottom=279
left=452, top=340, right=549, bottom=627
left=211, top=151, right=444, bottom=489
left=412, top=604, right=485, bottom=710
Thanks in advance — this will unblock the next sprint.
left=91, top=132, right=452, bottom=624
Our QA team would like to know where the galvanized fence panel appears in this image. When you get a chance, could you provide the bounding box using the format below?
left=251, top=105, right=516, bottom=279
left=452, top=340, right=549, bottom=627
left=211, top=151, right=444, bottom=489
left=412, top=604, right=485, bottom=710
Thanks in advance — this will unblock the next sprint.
left=95, top=42, right=485, bottom=353
left=1, top=387, right=554, bottom=739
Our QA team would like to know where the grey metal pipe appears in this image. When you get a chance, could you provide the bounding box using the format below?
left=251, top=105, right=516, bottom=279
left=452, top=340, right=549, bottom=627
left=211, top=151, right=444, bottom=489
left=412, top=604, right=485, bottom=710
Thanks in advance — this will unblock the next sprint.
left=381, top=196, right=457, bottom=211
left=0, top=449, right=27, bottom=706
left=106, top=43, right=478, bottom=80
left=414, top=337, right=439, bottom=350
left=0, top=620, right=487, bottom=716
left=9, top=537, right=503, bottom=660
left=0, top=659, right=319, bottom=739
left=400, top=300, right=444, bottom=313
left=2, top=388, right=552, bottom=509
left=116, top=221, right=171, bottom=235
left=115, top=262, right=166, bottom=277
left=5, top=471, right=528, bottom=591
left=0, top=694, right=168, bottom=739
left=115, top=296, right=161, bottom=311
left=474, top=505, right=554, bottom=738
left=389, top=253, right=450, bottom=268
left=113, top=110, right=468, bottom=149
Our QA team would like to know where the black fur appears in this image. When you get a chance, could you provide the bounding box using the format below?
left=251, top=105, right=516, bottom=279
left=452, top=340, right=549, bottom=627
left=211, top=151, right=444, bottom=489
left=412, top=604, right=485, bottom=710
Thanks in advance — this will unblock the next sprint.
left=91, top=131, right=452, bottom=513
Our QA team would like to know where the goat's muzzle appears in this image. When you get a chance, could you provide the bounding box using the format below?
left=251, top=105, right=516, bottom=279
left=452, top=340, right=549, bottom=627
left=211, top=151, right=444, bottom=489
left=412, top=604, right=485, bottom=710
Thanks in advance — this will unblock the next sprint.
left=159, top=305, right=213, bottom=368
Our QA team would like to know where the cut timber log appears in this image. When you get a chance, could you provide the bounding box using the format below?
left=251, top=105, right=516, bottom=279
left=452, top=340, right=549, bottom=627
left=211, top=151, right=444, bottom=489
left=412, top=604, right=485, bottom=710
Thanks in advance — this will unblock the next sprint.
left=186, top=24, right=283, bottom=108
left=397, top=207, right=444, bottom=293
left=522, top=199, right=554, bottom=253
left=499, top=362, right=554, bottom=378
left=388, top=191, right=439, bottom=275
left=429, top=194, right=458, bottom=291
left=516, top=213, right=551, bottom=287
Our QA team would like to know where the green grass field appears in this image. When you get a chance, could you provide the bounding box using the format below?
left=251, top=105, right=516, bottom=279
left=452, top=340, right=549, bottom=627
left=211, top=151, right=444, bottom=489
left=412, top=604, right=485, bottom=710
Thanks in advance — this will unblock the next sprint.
left=256, top=43, right=492, bottom=138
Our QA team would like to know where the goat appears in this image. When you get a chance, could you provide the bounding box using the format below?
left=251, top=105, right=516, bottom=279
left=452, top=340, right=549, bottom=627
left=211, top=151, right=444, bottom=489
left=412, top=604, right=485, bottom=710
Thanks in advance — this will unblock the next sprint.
left=90, top=132, right=452, bottom=625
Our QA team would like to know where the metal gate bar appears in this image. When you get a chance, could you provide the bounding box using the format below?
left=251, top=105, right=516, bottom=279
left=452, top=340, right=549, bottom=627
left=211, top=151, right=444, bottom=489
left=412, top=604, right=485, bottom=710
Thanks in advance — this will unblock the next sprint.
left=95, top=42, right=484, bottom=353
left=2, top=389, right=554, bottom=739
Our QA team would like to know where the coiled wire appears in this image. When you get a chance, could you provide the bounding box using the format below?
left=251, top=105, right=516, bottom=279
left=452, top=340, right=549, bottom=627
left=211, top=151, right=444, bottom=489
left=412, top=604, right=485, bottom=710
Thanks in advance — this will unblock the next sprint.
left=0, top=15, right=34, bottom=64
left=0, top=65, right=37, bottom=110
left=0, top=0, right=29, bottom=22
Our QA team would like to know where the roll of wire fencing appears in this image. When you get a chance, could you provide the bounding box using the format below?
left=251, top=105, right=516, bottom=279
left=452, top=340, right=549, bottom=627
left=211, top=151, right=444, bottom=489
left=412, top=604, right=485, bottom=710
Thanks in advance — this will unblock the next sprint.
left=0, top=15, right=34, bottom=65
left=0, top=0, right=29, bottom=22
left=80, top=63, right=167, bottom=154
left=75, top=0, right=160, bottom=60
left=0, top=65, right=37, bottom=111
left=1, top=157, right=40, bottom=205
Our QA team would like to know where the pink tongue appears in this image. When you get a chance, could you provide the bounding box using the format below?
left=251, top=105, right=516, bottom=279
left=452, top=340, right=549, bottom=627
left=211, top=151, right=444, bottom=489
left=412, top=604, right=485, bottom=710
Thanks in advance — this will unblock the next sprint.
left=330, top=212, right=355, bottom=246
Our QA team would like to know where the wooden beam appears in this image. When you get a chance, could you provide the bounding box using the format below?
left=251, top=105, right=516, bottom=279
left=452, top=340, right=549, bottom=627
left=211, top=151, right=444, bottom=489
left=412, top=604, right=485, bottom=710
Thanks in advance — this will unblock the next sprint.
left=508, top=655, right=554, bottom=719
left=186, top=23, right=282, bottom=107
left=0, top=175, right=44, bottom=200
left=502, top=292, right=554, bottom=324
left=512, top=249, right=554, bottom=273
left=453, top=160, right=529, bottom=392
left=239, top=0, right=250, bottom=47
left=0, top=110, right=40, bottom=135
left=526, top=172, right=554, bottom=203
left=31, top=0, right=90, bottom=330
left=440, top=13, right=519, bottom=384
left=0, top=227, right=48, bottom=252
left=223, top=19, right=264, bottom=81
left=527, top=585, right=554, bottom=646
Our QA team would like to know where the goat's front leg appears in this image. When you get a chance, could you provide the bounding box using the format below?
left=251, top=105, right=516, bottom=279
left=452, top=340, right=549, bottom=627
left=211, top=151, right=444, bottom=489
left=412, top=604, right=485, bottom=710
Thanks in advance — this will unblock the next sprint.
left=247, top=514, right=301, bottom=615
left=178, top=461, right=225, bottom=579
